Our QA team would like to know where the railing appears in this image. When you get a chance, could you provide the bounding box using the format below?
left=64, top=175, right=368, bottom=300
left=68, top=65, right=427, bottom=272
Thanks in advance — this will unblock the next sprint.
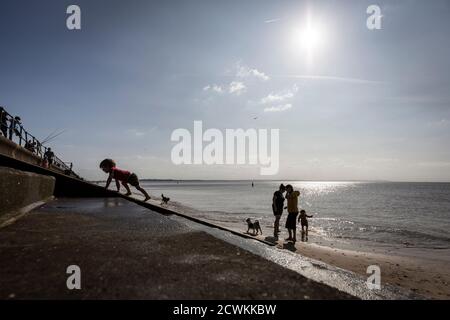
left=0, top=106, right=76, bottom=176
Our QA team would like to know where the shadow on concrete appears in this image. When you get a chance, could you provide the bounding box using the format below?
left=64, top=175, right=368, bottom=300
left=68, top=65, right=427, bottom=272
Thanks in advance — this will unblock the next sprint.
left=283, top=242, right=297, bottom=252
left=264, top=236, right=279, bottom=244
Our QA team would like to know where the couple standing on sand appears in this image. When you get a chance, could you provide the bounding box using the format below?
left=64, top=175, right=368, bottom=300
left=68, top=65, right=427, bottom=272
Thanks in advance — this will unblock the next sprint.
left=272, top=184, right=312, bottom=243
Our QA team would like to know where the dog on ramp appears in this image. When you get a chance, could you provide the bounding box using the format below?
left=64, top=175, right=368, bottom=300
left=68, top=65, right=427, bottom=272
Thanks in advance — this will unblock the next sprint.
left=161, top=194, right=170, bottom=205
left=246, top=218, right=262, bottom=235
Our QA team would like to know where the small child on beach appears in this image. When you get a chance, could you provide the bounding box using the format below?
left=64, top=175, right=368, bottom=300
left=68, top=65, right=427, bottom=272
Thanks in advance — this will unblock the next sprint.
left=99, top=159, right=150, bottom=201
left=298, top=209, right=313, bottom=236
left=284, top=184, right=300, bottom=243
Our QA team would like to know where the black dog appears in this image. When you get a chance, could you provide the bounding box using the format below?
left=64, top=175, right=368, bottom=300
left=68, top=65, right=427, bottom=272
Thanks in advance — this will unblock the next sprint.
left=161, top=194, right=170, bottom=205
left=246, top=218, right=262, bottom=235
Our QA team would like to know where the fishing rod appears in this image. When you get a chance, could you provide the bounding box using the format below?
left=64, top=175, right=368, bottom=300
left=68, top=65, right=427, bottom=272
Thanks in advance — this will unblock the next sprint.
left=41, top=129, right=67, bottom=145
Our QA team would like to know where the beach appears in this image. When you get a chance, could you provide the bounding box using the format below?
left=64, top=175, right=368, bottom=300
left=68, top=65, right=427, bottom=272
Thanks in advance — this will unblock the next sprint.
left=132, top=180, right=450, bottom=299
left=271, top=240, right=450, bottom=299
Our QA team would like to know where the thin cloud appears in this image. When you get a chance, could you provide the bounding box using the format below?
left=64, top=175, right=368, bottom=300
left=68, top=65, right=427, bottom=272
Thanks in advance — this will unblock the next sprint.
left=264, top=18, right=280, bottom=24
left=427, top=118, right=449, bottom=127
left=260, top=85, right=298, bottom=104
left=364, top=158, right=399, bottom=163
left=271, top=74, right=385, bottom=84
left=264, top=104, right=292, bottom=112
left=417, top=161, right=450, bottom=168
left=126, top=127, right=157, bottom=137
left=236, top=63, right=269, bottom=81
left=203, top=84, right=224, bottom=94
left=127, top=129, right=146, bottom=137
left=203, top=81, right=246, bottom=96
left=229, top=81, right=246, bottom=95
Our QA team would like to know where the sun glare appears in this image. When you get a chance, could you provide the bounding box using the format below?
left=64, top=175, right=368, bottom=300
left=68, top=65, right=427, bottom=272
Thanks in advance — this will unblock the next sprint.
left=291, top=14, right=326, bottom=64
left=299, top=26, right=321, bottom=51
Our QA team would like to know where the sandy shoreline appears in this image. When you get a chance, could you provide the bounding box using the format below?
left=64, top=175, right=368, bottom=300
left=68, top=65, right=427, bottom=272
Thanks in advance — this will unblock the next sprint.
left=270, top=239, right=450, bottom=299
left=128, top=193, right=450, bottom=299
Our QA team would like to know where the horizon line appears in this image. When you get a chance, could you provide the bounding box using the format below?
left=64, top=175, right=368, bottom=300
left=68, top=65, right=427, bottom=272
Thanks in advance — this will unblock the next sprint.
left=89, top=178, right=450, bottom=183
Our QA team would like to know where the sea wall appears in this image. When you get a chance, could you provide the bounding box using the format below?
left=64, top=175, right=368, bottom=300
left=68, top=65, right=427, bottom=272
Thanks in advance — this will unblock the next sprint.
left=0, top=153, right=120, bottom=198
left=0, top=136, right=119, bottom=197
left=0, top=135, right=42, bottom=166
left=0, top=166, right=55, bottom=217
left=0, top=135, right=69, bottom=174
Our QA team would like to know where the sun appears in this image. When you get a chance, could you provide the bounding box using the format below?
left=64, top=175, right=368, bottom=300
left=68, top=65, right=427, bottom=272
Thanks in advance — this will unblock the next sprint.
left=293, top=23, right=323, bottom=53
left=299, top=25, right=321, bottom=51
left=291, top=15, right=326, bottom=64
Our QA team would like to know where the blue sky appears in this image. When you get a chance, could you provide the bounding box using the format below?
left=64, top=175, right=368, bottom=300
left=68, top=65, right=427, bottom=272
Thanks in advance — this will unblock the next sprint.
left=1, top=0, right=450, bottom=181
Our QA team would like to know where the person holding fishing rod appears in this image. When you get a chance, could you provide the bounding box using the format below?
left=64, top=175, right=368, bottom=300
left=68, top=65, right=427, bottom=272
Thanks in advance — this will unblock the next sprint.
left=44, top=147, right=55, bottom=167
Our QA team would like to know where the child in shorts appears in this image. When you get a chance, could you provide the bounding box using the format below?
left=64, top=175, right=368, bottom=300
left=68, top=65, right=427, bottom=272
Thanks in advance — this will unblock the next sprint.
left=298, top=209, right=313, bottom=236
left=99, top=158, right=150, bottom=201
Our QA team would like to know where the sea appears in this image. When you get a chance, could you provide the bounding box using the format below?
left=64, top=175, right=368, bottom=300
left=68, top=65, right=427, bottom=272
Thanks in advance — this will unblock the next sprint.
left=140, top=180, right=450, bottom=261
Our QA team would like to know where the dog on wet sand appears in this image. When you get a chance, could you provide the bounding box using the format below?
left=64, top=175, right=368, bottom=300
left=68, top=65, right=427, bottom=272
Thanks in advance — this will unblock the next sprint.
left=246, top=218, right=262, bottom=235
left=161, top=194, right=170, bottom=205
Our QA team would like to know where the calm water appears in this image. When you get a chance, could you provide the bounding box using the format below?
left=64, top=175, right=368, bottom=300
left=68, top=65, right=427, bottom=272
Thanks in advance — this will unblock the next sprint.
left=141, top=180, right=450, bottom=257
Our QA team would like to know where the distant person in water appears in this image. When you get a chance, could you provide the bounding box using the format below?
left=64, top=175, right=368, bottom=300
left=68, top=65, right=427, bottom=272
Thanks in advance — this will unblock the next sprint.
left=272, top=183, right=286, bottom=238
left=99, top=158, right=151, bottom=201
left=284, top=184, right=300, bottom=243
left=298, top=209, right=313, bottom=237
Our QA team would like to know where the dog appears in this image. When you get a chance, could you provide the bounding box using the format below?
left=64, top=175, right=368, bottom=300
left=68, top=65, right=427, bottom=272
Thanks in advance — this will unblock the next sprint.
left=161, top=194, right=170, bottom=205
left=246, top=218, right=262, bottom=235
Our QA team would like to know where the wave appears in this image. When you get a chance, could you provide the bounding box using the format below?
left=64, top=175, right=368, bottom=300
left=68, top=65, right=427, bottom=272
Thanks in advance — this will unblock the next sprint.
left=331, top=225, right=450, bottom=247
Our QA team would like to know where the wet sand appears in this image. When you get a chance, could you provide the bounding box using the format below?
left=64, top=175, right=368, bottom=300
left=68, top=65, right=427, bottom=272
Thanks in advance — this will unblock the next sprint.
left=270, top=240, right=450, bottom=300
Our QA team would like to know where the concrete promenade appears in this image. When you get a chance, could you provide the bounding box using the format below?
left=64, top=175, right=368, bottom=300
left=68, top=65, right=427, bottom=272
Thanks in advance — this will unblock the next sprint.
left=0, top=198, right=354, bottom=299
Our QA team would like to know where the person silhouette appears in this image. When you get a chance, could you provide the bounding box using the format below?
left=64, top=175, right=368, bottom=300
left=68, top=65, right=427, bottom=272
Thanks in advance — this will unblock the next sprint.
left=284, top=184, right=300, bottom=243
left=0, top=107, right=8, bottom=137
left=272, top=184, right=286, bottom=238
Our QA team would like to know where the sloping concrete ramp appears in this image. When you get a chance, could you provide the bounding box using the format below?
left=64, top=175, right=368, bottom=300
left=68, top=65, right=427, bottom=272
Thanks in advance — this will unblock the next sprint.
left=0, top=198, right=354, bottom=299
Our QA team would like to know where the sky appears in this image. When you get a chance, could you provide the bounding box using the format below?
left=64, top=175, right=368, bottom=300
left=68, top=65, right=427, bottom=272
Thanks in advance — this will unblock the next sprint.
left=1, top=0, right=450, bottom=181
